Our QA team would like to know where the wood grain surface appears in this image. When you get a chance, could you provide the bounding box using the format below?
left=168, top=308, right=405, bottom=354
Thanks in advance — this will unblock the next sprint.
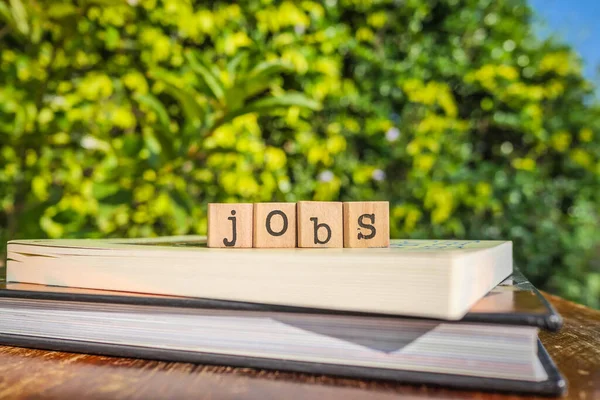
left=0, top=292, right=597, bottom=400
left=207, top=203, right=254, bottom=248
left=342, top=202, right=390, bottom=248
left=253, top=202, right=297, bottom=248
left=297, top=201, right=343, bottom=248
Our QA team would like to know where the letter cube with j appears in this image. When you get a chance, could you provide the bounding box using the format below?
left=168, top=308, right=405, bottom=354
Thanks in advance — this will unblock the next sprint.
left=297, top=201, right=343, bottom=248
left=253, top=203, right=297, bottom=248
left=343, top=201, right=390, bottom=248
left=207, top=203, right=253, bottom=248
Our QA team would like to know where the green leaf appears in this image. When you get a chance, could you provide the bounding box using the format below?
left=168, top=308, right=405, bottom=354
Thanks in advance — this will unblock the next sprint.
left=211, top=92, right=321, bottom=133
left=13, top=106, right=26, bottom=135
left=185, top=50, right=225, bottom=103
left=92, top=182, right=120, bottom=200
left=226, top=51, right=248, bottom=80
left=162, top=83, right=204, bottom=126
left=157, top=80, right=208, bottom=150
left=247, top=60, right=293, bottom=81
left=224, top=59, right=293, bottom=111
left=99, top=190, right=133, bottom=206
left=9, top=0, right=29, bottom=36
left=0, top=3, right=12, bottom=22
left=225, top=80, right=271, bottom=111
left=29, top=13, right=41, bottom=43
left=169, top=188, right=194, bottom=214
left=134, top=92, right=176, bottom=159
left=79, top=0, right=124, bottom=5
left=105, top=26, right=120, bottom=50
left=134, top=93, right=170, bottom=129
left=150, top=68, right=205, bottom=128
left=47, top=3, right=77, bottom=19
left=169, top=194, right=190, bottom=233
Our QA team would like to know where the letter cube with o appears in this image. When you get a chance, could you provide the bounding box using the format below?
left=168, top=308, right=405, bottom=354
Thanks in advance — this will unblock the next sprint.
left=253, top=203, right=297, bottom=248
left=207, top=203, right=253, bottom=248
left=342, top=201, right=390, bottom=248
left=297, top=201, right=343, bottom=248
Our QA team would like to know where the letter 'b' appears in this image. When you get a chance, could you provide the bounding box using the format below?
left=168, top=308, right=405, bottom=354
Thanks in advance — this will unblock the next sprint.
left=310, top=217, right=332, bottom=244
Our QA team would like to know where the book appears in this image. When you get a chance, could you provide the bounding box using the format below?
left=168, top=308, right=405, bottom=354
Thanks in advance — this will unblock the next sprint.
left=0, top=270, right=565, bottom=396
left=6, top=236, right=512, bottom=320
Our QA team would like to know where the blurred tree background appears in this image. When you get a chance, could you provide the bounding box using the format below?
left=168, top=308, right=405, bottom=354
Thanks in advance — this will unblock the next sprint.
left=0, top=0, right=599, bottom=307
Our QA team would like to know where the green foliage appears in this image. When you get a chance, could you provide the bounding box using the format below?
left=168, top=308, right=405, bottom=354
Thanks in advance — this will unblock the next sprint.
left=0, top=0, right=599, bottom=307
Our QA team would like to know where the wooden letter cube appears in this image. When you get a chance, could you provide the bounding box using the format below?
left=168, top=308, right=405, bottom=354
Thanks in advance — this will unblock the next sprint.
left=297, top=201, right=343, bottom=248
left=253, top=203, right=297, bottom=248
left=343, top=201, right=390, bottom=248
left=207, top=203, right=253, bottom=248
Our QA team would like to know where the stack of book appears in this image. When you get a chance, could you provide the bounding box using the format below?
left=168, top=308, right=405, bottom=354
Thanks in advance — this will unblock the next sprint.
left=1, top=236, right=565, bottom=396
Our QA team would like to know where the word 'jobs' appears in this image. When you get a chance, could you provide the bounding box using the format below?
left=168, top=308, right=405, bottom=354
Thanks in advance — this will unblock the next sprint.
left=207, top=201, right=389, bottom=248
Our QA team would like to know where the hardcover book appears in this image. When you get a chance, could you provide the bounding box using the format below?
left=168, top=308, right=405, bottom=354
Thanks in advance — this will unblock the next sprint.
left=7, top=236, right=512, bottom=320
left=0, top=269, right=565, bottom=396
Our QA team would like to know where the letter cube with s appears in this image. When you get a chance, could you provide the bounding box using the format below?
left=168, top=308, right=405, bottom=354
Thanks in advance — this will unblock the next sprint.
left=343, top=202, right=390, bottom=248
left=207, top=203, right=253, bottom=248
left=297, top=201, right=343, bottom=248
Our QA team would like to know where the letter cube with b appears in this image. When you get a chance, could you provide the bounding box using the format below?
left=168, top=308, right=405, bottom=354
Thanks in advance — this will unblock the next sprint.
left=343, top=201, right=390, bottom=248
left=297, top=201, right=343, bottom=248
left=207, top=203, right=253, bottom=248
left=253, top=203, right=297, bottom=248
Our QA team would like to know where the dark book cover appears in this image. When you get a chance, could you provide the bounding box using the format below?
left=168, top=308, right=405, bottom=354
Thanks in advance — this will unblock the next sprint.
left=0, top=269, right=566, bottom=396
left=0, top=268, right=563, bottom=331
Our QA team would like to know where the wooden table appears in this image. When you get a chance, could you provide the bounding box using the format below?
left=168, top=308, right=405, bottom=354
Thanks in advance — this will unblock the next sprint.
left=0, top=293, right=597, bottom=399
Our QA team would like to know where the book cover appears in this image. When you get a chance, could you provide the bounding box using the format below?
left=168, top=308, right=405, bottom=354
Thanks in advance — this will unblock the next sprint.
left=0, top=270, right=565, bottom=396
left=0, top=269, right=562, bottom=331
left=6, top=237, right=513, bottom=319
